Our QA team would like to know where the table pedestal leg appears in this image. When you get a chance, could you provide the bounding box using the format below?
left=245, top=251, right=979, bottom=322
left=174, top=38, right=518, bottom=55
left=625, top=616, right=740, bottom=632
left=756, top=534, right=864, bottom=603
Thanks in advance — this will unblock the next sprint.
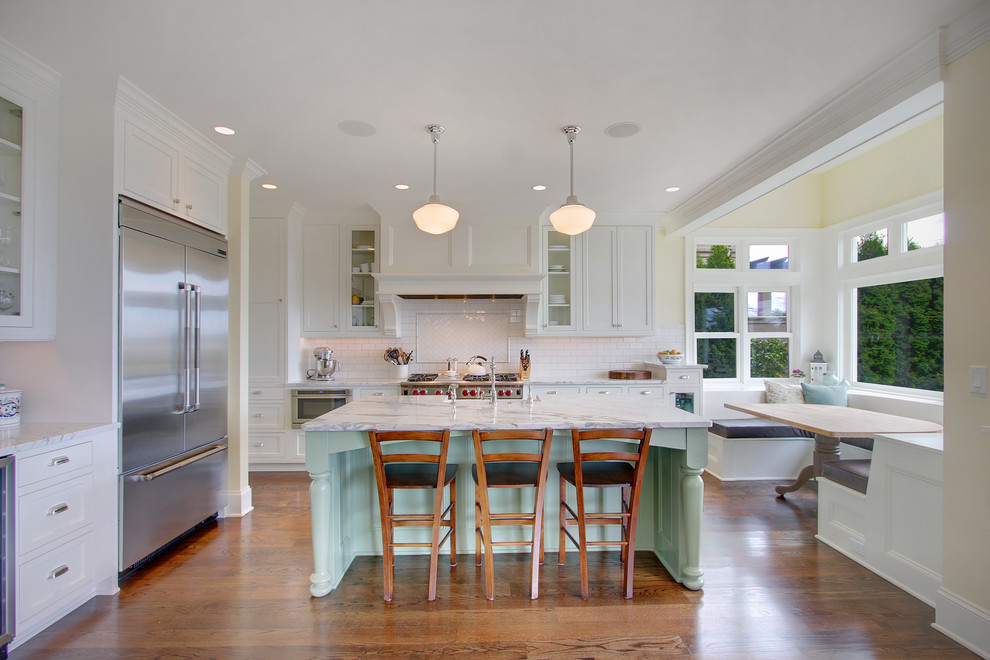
left=775, top=434, right=840, bottom=497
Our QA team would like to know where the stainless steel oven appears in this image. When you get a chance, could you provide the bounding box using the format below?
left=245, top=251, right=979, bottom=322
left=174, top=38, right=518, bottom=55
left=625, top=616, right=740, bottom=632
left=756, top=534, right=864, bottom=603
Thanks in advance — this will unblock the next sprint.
left=291, top=389, right=352, bottom=428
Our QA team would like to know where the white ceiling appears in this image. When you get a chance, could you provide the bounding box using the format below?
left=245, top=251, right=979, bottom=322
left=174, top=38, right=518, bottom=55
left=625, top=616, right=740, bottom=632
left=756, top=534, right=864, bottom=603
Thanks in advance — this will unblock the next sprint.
left=0, top=1, right=982, bottom=224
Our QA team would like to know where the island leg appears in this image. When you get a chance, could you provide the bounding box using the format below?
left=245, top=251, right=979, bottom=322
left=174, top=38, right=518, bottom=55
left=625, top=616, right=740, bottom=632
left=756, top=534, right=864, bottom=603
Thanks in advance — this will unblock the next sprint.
left=308, top=467, right=333, bottom=597
left=679, top=460, right=705, bottom=590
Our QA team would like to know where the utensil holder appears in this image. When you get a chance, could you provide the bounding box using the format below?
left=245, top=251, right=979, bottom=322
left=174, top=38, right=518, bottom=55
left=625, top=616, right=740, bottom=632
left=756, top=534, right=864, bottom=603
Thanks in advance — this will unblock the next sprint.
left=392, top=364, right=409, bottom=380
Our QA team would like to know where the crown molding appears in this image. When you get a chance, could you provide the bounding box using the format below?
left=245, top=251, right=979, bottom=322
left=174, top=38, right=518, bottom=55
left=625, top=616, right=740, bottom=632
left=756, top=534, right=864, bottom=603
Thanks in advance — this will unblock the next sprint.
left=231, top=156, right=266, bottom=182
left=0, top=37, right=60, bottom=98
left=944, top=1, right=990, bottom=63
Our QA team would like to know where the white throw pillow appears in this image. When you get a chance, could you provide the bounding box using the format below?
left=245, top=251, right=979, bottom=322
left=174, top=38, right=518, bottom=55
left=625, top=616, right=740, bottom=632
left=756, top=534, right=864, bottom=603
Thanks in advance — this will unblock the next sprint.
left=765, top=380, right=805, bottom=404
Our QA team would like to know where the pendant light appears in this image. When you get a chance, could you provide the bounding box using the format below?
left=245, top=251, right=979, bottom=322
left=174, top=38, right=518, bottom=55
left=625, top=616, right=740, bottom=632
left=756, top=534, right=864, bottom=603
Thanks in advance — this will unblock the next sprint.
left=549, top=125, right=596, bottom=235
left=412, top=124, right=459, bottom=234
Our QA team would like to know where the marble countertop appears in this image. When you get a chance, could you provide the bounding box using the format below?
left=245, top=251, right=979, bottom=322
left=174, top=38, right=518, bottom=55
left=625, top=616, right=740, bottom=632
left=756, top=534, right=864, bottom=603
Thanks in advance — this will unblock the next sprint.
left=288, top=377, right=672, bottom=388
left=0, top=421, right=119, bottom=454
left=302, top=393, right=711, bottom=432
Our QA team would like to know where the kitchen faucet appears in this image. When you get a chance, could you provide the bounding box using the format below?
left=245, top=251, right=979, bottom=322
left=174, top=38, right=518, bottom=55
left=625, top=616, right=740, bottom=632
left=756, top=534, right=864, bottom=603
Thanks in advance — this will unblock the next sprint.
left=488, top=359, right=497, bottom=404
left=446, top=383, right=457, bottom=404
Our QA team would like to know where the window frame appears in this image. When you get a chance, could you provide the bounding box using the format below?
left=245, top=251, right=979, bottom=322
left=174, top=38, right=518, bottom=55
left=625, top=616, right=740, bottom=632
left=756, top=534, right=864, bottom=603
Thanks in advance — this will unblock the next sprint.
left=832, top=194, right=944, bottom=399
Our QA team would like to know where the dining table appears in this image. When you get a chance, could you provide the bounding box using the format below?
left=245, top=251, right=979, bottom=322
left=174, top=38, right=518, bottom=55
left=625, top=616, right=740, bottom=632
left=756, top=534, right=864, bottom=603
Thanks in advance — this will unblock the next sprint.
left=723, top=402, right=943, bottom=496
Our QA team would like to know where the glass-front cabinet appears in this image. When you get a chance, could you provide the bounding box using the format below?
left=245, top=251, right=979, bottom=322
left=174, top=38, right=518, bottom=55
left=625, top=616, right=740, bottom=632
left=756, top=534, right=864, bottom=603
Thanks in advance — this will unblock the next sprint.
left=347, top=226, right=378, bottom=332
left=0, top=95, right=22, bottom=318
left=543, top=228, right=575, bottom=332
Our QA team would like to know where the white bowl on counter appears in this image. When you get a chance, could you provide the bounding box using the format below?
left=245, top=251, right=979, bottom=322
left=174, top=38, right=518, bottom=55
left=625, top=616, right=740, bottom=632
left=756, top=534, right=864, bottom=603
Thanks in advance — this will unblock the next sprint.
left=657, top=354, right=684, bottom=365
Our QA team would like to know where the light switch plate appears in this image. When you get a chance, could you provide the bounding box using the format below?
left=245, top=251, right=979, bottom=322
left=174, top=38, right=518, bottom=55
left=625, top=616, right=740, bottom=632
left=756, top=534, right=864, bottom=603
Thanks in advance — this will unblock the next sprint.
left=970, top=366, right=988, bottom=394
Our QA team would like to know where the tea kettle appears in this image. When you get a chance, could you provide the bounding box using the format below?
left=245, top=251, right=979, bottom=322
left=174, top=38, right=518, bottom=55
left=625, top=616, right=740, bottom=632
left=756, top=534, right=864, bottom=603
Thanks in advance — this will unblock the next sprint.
left=465, top=355, right=489, bottom=376
left=307, top=347, right=341, bottom=381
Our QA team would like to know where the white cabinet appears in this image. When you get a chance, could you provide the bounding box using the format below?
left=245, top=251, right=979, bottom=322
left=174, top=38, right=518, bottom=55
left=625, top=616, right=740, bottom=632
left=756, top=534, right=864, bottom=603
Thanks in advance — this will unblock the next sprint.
left=301, top=224, right=381, bottom=336
left=249, top=217, right=286, bottom=384
left=302, top=224, right=341, bottom=333
left=0, top=49, right=58, bottom=340
left=581, top=226, right=654, bottom=335
left=11, top=428, right=118, bottom=651
left=247, top=387, right=291, bottom=464
left=354, top=385, right=399, bottom=398
left=652, top=365, right=704, bottom=413
left=542, top=228, right=576, bottom=332
left=118, top=106, right=230, bottom=235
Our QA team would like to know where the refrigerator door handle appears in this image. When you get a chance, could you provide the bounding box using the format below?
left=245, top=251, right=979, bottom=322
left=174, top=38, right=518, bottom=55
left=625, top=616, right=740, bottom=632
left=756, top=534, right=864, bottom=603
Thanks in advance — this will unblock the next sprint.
left=191, top=283, right=202, bottom=412
left=178, top=281, right=193, bottom=414
left=124, top=442, right=228, bottom=482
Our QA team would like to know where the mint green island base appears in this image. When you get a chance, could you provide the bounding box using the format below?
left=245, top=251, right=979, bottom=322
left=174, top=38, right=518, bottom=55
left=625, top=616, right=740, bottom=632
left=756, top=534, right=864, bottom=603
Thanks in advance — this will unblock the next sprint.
left=302, top=395, right=710, bottom=598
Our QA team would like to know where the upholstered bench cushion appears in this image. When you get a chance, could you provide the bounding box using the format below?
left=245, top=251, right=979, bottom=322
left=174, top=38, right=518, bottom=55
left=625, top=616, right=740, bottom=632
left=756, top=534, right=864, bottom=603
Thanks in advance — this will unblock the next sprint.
left=710, top=418, right=814, bottom=439
left=821, top=458, right=872, bottom=494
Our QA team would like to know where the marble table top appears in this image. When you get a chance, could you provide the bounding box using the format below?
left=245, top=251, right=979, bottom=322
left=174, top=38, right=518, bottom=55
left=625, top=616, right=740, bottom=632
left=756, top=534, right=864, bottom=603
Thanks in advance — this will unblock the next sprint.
left=302, top=394, right=711, bottom=433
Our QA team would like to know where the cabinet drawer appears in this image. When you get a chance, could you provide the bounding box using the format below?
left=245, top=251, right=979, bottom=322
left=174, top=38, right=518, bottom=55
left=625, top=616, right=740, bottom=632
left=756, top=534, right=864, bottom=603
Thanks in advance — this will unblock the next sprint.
left=19, top=474, right=93, bottom=556
left=583, top=386, right=625, bottom=395
left=18, top=532, right=93, bottom=625
left=249, top=387, right=285, bottom=401
left=627, top=386, right=665, bottom=399
left=665, top=370, right=701, bottom=386
left=249, top=403, right=286, bottom=429
left=18, top=441, right=94, bottom=487
left=248, top=432, right=285, bottom=458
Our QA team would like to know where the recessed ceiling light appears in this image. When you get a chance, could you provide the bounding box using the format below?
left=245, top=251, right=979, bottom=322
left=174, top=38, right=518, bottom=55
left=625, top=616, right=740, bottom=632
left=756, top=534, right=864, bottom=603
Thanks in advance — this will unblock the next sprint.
left=214, top=126, right=236, bottom=136
left=260, top=183, right=278, bottom=190
left=532, top=185, right=547, bottom=191
left=395, top=184, right=410, bottom=190
left=665, top=186, right=680, bottom=192
left=604, top=122, right=641, bottom=138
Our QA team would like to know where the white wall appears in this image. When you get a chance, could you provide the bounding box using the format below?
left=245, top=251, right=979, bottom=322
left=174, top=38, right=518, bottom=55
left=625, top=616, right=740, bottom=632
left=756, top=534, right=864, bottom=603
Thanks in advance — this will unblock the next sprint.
left=938, top=37, right=990, bottom=652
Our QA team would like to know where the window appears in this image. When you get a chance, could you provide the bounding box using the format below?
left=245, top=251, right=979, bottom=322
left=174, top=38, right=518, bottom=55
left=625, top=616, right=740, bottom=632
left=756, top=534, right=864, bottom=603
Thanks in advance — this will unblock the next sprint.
left=694, top=288, right=793, bottom=380
left=749, top=244, right=790, bottom=269
left=696, top=244, right=736, bottom=269
left=839, top=200, right=944, bottom=394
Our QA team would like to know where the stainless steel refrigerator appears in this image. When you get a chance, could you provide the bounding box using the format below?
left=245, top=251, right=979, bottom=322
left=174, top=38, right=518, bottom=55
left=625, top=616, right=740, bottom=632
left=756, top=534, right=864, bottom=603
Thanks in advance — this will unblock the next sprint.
left=118, top=197, right=228, bottom=573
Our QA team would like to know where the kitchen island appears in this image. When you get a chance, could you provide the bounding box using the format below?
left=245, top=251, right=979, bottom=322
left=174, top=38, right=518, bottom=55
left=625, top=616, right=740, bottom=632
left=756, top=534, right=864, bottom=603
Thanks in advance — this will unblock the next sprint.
left=302, top=394, right=711, bottom=598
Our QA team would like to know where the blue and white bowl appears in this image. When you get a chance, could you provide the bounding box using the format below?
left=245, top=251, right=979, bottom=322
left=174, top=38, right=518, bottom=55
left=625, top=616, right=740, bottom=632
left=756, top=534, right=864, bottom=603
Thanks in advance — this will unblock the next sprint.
left=0, top=388, right=21, bottom=426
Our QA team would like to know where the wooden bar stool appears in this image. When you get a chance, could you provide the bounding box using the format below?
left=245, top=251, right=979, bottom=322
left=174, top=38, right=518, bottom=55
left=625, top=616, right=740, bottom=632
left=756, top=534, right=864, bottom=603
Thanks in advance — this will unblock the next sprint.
left=557, top=427, right=652, bottom=599
left=368, top=429, right=457, bottom=602
left=471, top=428, right=554, bottom=600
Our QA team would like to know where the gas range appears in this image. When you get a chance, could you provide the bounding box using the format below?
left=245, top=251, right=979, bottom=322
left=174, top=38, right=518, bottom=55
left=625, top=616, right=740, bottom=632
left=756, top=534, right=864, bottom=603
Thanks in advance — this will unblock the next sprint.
left=401, top=373, right=523, bottom=399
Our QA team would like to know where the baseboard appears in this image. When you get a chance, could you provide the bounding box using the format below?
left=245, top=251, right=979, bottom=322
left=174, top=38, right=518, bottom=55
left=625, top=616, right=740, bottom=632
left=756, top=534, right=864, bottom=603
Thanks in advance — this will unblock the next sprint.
left=248, top=463, right=308, bottom=472
left=933, top=587, right=990, bottom=659
left=222, top=485, right=254, bottom=518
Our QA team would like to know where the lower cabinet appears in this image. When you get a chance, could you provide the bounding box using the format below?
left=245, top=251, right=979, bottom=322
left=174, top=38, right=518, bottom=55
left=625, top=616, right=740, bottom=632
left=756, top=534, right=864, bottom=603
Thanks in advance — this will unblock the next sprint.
left=11, top=427, right=118, bottom=651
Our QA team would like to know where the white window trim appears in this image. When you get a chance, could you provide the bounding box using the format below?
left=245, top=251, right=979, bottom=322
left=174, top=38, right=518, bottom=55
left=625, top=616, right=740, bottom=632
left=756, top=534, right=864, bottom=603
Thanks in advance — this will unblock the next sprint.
left=827, top=192, right=944, bottom=399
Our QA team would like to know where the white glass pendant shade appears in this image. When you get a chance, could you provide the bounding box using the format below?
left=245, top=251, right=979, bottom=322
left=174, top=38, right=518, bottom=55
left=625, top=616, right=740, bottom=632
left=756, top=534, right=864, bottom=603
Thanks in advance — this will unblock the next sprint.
left=549, top=195, right=596, bottom=235
left=413, top=194, right=460, bottom=234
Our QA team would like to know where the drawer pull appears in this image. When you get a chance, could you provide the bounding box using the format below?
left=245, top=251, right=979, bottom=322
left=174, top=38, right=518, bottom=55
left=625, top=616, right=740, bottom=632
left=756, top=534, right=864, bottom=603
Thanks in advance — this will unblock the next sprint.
left=255, top=443, right=265, bottom=448
left=47, top=503, right=69, bottom=516
left=252, top=390, right=263, bottom=395
left=546, top=391, right=557, bottom=395
left=372, top=392, right=384, bottom=396
left=639, top=390, right=652, bottom=395
left=48, top=564, right=69, bottom=580
left=598, top=390, right=610, bottom=394
left=48, top=455, right=70, bottom=467
left=253, top=413, right=264, bottom=418
left=680, top=375, right=689, bottom=379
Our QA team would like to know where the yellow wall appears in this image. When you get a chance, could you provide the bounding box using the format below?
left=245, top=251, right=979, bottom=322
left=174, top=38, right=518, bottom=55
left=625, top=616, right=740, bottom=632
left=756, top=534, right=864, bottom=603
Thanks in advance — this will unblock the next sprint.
left=823, top=116, right=943, bottom=225
left=708, top=117, right=943, bottom=230
left=942, top=38, right=990, bottom=618
left=710, top=174, right=824, bottom=229
left=654, top=231, right=685, bottom=325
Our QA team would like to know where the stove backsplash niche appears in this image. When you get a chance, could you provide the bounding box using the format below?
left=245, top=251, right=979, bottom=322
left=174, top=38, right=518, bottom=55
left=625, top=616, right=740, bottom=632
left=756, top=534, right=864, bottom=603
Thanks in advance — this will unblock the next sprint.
left=297, top=298, right=685, bottom=381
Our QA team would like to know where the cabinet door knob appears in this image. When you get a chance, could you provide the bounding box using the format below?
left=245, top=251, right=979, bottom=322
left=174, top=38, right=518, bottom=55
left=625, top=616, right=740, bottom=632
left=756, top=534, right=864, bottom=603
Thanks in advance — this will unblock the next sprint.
left=186, top=203, right=193, bottom=210
left=173, top=198, right=181, bottom=205
left=255, top=442, right=265, bottom=447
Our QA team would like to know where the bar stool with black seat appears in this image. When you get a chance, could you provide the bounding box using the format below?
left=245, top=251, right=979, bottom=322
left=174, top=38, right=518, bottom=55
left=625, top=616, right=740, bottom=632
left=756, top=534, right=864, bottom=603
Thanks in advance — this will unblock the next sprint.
left=557, top=427, right=652, bottom=599
left=368, top=429, right=457, bottom=602
left=471, top=428, right=554, bottom=600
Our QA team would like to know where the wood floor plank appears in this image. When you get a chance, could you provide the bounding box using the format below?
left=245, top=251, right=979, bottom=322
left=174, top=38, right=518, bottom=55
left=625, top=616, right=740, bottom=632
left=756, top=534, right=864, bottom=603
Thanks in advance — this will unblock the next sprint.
left=10, top=472, right=978, bottom=659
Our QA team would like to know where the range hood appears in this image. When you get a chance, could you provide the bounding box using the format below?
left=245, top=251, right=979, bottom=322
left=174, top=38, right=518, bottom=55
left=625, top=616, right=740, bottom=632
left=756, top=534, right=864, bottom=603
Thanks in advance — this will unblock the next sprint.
left=374, top=273, right=544, bottom=337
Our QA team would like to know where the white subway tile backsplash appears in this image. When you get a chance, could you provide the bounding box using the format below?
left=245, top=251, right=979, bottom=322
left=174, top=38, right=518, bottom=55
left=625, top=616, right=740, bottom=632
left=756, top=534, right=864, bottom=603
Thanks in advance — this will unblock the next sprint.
left=299, top=298, right=686, bottom=380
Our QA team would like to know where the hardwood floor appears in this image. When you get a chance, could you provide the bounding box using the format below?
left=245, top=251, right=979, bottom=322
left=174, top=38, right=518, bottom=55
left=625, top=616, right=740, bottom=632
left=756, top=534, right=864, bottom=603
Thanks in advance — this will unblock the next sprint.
left=13, top=472, right=976, bottom=659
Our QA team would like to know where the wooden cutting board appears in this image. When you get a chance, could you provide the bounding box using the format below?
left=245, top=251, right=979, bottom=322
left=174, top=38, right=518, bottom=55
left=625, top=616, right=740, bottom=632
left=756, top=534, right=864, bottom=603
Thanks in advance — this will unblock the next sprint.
left=608, top=369, right=652, bottom=380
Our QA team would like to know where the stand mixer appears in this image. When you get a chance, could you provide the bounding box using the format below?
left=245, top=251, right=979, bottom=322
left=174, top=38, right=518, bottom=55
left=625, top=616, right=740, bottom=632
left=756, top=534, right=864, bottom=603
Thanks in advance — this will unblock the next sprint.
left=307, top=347, right=340, bottom=381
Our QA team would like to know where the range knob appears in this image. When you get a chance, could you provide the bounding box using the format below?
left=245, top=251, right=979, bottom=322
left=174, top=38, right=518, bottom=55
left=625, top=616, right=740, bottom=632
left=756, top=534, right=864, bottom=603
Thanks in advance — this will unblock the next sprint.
left=498, top=389, right=505, bottom=396
left=435, top=389, right=443, bottom=395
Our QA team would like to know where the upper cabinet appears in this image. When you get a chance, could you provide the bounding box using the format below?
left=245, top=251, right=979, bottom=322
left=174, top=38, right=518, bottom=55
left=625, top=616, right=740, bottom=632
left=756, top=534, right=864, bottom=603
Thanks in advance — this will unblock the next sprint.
left=581, top=225, right=654, bottom=335
left=539, top=224, right=655, bottom=337
left=0, top=44, right=59, bottom=340
left=117, top=82, right=231, bottom=236
left=300, top=223, right=381, bottom=337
